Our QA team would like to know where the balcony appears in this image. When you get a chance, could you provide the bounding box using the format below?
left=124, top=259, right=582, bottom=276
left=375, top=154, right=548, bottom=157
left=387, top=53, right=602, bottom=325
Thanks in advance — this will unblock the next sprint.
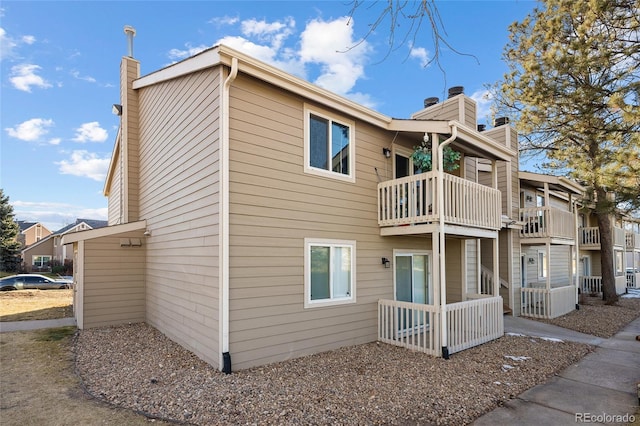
left=579, top=226, right=626, bottom=249
left=377, top=172, right=501, bottom=236
left=626, top=232, right=640, bottom=250
left=519, top=207, right=575, bottom=242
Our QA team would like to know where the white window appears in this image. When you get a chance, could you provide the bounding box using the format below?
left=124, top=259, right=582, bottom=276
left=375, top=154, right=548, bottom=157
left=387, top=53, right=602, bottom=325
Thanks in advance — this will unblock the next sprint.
left=304, top=238, right=356, bottom=308
left=615, top=250, right=624, bottom=276
left=304, top=105, right=355, bottom=183
left=32, top=255, right=51, bottom=268
left=537, top=250, right=547, bottom=279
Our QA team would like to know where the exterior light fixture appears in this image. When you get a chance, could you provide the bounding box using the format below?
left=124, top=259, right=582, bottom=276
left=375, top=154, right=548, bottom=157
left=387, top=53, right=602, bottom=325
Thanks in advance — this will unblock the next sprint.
left=112, top=104, right=123, bottom=116
left=382, top=148, right=391, bottom=158
left=381, top=257, right=390, bottom=268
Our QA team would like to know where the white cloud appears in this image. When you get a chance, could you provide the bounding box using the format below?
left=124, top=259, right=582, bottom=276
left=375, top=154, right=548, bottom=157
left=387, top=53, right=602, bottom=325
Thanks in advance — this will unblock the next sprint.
left=409, top=46, right=430, bottom=68
left=70, top=70, right=97, bottom=83
left=72, top=122, right=108, bottom=143
left=209, top=15, right=240, bottom=26
left=168, top=43, right=211, bottom=61
left=470, top=89, right=493, bottom=124
left=5, top=118, right=54, bottom=142
left=299, top=17, right=371, bottom=96
left=22, top=35, right=35, bottom=44
left=9, top=63, right=52, bottom=92
left=0, top=27, right=16, bottom=59
left=56, top=150, right=110, bottom=181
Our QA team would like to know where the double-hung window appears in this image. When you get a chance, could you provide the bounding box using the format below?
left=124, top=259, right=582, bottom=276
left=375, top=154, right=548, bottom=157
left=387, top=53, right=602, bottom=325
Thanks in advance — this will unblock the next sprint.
left=304, top=238, right=356, bottom=308
left=304, top=106, right=355, bottom=183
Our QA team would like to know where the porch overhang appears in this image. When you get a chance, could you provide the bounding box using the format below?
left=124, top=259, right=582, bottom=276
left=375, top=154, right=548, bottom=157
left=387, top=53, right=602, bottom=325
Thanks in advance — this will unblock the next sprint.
left=62, top=220, right=147, bottom=245
left=380, top=223, right=499, bottom=239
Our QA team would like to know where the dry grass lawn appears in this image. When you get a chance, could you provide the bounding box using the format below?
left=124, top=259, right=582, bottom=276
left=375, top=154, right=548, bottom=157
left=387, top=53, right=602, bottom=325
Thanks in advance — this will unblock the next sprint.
left=0, top=289, right=73, bottom=321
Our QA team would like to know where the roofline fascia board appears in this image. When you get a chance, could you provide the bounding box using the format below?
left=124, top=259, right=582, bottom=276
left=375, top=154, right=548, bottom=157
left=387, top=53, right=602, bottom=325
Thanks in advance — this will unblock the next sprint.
left=387, top=119, right=450, bottom=133
left=62, top=220, right=146, bottom=245
left=519, top=171, right=585, bottom=195
left=133, top=49, right=221, bottom=89
left=451, top=121, right=515, bottom=161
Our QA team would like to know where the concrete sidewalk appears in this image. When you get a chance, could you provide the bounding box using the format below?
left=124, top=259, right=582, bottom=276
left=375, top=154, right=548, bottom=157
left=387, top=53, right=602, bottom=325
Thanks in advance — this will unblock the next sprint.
left=0, top=317, right=76, bottom=332
left=473, top=316, right=640, bottom=425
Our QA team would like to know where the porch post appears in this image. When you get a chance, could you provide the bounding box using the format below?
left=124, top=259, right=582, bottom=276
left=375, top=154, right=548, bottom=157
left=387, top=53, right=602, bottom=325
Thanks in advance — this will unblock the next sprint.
left=493, top=237, right=500, bottom=297
left=546, top=242, right=551, bottom=291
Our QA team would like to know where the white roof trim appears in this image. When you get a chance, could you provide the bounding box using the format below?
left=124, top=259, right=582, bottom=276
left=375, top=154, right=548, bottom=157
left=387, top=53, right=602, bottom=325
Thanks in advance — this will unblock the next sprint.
left=62, top=220, right=146, bottom=244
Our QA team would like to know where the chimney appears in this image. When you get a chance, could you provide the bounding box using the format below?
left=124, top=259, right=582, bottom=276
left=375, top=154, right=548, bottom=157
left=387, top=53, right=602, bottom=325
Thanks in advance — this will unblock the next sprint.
left=448, top=86, right=464, bottom=98
left=494, top=117, right=510, bottom=127
left=124, top=25, right=136, bottom=58
left=423, top=97, right=439, bottom=108
left=477, top=124, right=486, bottom=132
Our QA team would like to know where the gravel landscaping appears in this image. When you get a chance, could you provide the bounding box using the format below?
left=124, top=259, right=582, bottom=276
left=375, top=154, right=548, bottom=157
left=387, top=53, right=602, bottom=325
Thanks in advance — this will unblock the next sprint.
left=74, top=292, right=640, bottom=425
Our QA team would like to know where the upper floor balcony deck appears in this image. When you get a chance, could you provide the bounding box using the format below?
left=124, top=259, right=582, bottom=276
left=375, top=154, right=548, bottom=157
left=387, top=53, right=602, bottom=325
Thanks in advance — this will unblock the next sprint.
left=579, top=226, right=626, bottom=249
left=377, top=171, right=501, bottom=237
left=519, top=207, right=576, bottom=244
left=626, top=232, right=640, bottom=251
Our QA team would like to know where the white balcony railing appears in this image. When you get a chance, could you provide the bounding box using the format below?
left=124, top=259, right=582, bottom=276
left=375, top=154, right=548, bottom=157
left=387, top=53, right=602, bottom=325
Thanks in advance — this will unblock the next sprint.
left=377, top=297, right=503, bottom=357
left=579, top=227, right=600, bottom=246
left=378, top=172, right=501, bottom=230
left=626, top=232, right=640, bottom=250
left=519, top=207, right=575, bottom=240
left=581, top=275, right=602, bottom=294
left=521, top=285, right=576, bottom=319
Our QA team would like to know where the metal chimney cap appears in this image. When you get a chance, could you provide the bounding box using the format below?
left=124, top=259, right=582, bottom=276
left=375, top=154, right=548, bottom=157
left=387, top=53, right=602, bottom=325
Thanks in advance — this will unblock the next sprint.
left=124, top=25, right=136, bottom=36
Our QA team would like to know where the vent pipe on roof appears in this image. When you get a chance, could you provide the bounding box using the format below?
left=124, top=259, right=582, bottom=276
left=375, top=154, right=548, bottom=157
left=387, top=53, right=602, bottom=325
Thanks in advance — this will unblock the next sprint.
left=448, top=86, right=464, bottom=98
left=477, top=124, right=486, bottom=132
left=424, top=97, right=439, bottom=108
left=124, top=25, right=136, bottom=58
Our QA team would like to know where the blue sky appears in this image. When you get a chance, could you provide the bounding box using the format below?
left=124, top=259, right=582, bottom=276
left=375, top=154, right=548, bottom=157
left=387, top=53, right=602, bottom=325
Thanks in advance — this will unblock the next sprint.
left=1, top=0, right=536, bottom=232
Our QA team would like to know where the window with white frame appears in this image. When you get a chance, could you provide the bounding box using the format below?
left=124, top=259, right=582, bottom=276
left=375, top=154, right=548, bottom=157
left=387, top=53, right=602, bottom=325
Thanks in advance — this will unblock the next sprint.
left=32, top=255, right=51, bottom=268
left=615, top=250, right=624, bottom=276
left=304, top=238, right=355, bottom=307
left=304, top=106, right=355, bottom=182
left=537, top=250, right=547, bottom=279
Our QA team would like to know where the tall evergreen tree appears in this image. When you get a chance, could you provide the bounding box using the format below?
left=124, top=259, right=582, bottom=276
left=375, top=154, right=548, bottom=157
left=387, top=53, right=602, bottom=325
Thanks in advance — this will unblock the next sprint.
left=0, top=189, right=22, bottom=272
left=493, top=0, right=640, bottom=303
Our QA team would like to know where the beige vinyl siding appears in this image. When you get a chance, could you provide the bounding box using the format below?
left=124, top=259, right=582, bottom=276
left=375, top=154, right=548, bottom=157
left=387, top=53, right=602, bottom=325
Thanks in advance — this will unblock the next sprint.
left=549, top=195, right=570, bottom=211
left=523, top=245, right=572, bottom=287
left=444, top=238, right=463, bottom=303
left=227, top=73, right=435, bottom=369
left=411, top=95, right=476, bottom=127
left=465, top=240, right=478, bottom=294
left=137, top=67, right=221, bottom=368
left=81, top=234, right=145, bottom=328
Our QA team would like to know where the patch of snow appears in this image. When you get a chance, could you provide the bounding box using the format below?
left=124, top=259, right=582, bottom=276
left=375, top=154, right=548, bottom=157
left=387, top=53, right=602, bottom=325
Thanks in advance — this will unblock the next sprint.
left=504, top=355, right=531, bottom=362
left=539, top=337, right=564, bottom=343
left=622, top=289, right=640, bottom=298
left=501, top=364, right=515, bottom=372
left=506, top=332, right=527, bottom=337
left=493, top=381, right=501, bottom=385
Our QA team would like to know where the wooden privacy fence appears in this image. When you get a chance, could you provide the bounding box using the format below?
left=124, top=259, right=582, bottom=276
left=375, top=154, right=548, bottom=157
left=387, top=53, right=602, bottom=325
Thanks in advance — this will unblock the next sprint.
left=378, top=297, right=503, bottom=356
left=378, top=172, right=501, bottom=229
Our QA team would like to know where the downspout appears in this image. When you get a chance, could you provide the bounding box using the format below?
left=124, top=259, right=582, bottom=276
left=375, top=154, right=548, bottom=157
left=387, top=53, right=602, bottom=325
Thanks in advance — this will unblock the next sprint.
left=220, top=57, right=238, bottom=374
left=438, top=123, right=457, bottom=359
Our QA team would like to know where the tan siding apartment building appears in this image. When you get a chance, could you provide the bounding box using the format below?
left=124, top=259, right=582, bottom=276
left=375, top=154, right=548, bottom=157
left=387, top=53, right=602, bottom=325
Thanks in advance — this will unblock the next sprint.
left=67, top=36, right=586, bottom=372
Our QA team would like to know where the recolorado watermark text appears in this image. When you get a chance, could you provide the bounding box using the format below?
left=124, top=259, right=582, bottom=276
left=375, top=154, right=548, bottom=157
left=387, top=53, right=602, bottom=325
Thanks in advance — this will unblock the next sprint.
left=575, top=412, right=636, bottom=423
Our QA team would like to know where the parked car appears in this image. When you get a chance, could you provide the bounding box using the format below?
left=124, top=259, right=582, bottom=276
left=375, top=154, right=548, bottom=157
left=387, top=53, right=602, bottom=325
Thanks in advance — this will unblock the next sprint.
left=0, top=274, right=72, bottom=291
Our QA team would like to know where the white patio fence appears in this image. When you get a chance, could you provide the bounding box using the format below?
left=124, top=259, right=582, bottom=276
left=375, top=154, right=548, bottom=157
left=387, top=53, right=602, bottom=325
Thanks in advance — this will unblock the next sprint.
left=521, top=285, right=576, bottom=319
left=378, top=297, right=503, bottom=356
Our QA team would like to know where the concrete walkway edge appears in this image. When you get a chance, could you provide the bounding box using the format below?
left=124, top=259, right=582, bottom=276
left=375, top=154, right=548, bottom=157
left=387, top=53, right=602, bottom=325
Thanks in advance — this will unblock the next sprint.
left=0, top=317, right=76, bottom=332
left=473, top=316, right=640, bottom=425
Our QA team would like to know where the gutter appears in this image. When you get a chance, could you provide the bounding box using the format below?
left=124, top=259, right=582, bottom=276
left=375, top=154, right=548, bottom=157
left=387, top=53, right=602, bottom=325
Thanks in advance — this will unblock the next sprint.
left=220, top=57, right=238, bottom=374
left=438, top=123, right=458, bottom=359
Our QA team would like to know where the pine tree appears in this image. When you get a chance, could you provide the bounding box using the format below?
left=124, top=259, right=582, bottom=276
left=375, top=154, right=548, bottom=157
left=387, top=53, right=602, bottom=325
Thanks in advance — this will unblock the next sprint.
left=494, top=0, right=640, bottom=303
left=0, top=189, right=22, bottom=272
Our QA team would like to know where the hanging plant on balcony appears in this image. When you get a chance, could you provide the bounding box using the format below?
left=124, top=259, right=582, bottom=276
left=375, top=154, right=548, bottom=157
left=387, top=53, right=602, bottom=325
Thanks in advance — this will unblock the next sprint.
left=410, top=138, right=461, bottom=173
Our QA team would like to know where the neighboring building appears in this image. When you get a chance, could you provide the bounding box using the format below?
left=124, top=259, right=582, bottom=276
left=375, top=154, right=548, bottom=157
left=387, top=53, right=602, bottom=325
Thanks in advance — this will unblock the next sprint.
left=64, top=40, right=521, bottom=372
left=625, top=219, right=640, bottom=289
left=21, top=219, right=107, bottom=273
left=517, top=172, right=584, bottom=319
left=577, top=208, right=629, bottom=296
left=16, top=221, right=52, bottom=248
